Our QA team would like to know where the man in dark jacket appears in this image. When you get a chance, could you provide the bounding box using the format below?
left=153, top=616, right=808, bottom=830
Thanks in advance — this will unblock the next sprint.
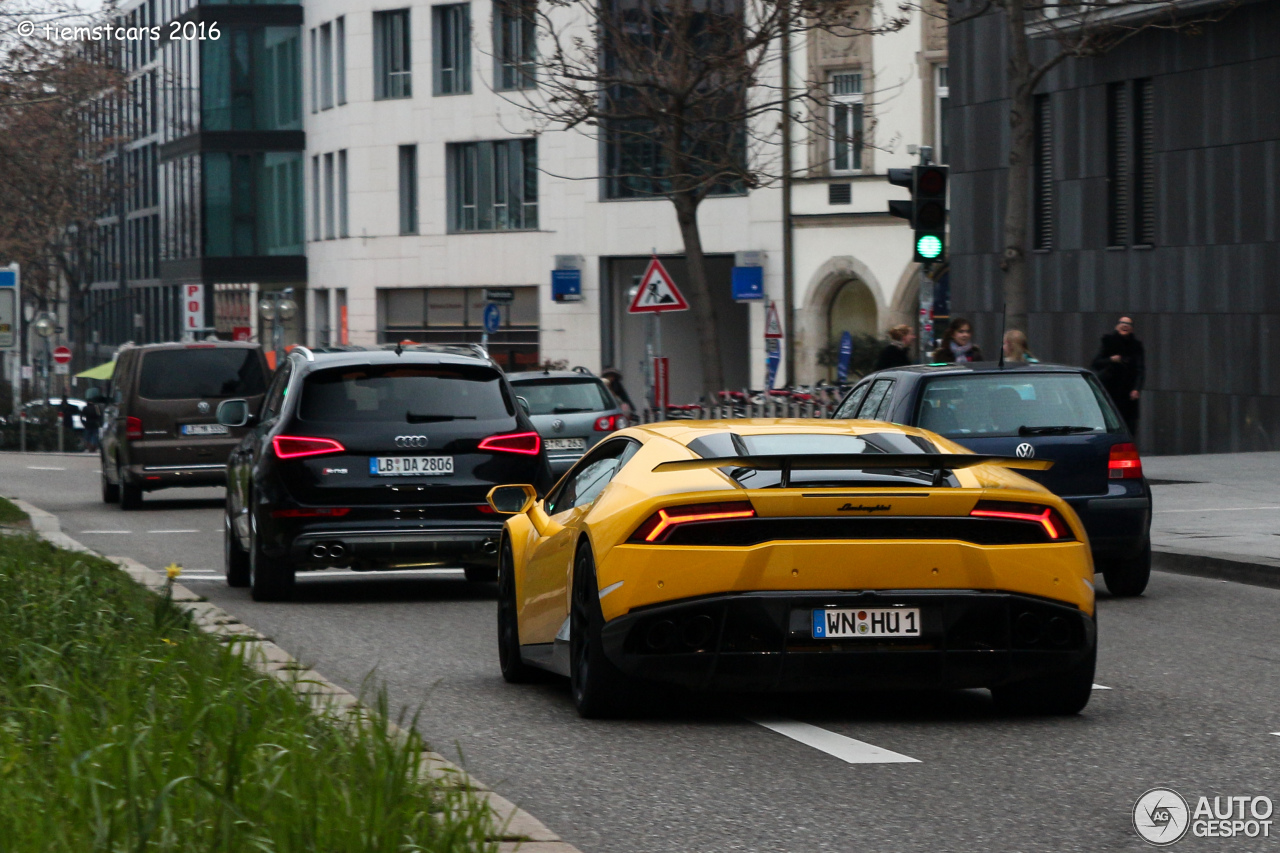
left=1090, top=316, right=1145, bottom=436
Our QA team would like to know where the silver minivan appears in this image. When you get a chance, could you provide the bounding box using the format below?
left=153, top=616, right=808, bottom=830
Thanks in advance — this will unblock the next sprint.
left=507, top=369, right=629, bottom=477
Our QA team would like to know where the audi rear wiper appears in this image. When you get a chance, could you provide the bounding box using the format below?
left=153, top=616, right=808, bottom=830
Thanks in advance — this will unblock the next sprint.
left=1018, top=425, right=1096, bottom=435
left=405, top=412, right=476, bottom=423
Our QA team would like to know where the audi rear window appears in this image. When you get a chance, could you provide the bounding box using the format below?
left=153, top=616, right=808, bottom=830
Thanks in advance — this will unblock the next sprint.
left=916, top=373, right=1122, bottom=438
left=137, top=348, right=266, bottom=400
left=509, top=378, right=615, bottom=415
left=299, top=364, right=514, bottom=422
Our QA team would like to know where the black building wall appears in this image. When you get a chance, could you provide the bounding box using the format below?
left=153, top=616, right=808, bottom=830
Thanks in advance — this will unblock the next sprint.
left=949, top=0, right=1280, bottom=454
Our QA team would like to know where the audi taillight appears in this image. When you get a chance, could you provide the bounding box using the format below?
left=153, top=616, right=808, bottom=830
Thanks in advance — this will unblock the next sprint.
left=272, top=435, right=345, bottom=459
left=270, top=507, right=351, bottom=519
left=125, top=416, right=143, bottom=440
left=1108, top=442, right=1143, bottom=479
left=970, top=500, right=1073, bottom=541
left=478, top=431, right=541, bottom=455
left=594, top=414, right=630, bottom=432
left=629, top=501, right=756, bottom=544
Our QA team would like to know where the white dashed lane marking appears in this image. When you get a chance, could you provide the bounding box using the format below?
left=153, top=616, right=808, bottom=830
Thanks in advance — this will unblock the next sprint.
left=27, top=466, right=65, bottom=471
left=1093, top=684, right=1113, bottom=690
left=748, top=718, right=920, bottom=765
left=147, top=529, right=201, bottom=534
left=80, top=530, right=131, bottom=534
left=1154, top=506, right=1280, bottom=513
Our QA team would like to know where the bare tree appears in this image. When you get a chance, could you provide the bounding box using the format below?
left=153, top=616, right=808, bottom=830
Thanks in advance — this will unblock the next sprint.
left=506, top=0, right=905, bottom=398
left=938, top=0, right=1229, bottom=334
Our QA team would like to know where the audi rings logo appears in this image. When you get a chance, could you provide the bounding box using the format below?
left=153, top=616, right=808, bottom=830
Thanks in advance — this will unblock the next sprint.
left=1133, top=788, right=1191, bottom=846
left=395, top=435, right=429, bottom=449
left=1015, top=442, right=1036, bottom=458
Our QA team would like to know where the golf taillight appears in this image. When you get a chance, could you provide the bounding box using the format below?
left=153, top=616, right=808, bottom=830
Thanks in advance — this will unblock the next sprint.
left=630, top=501, right=756, bottom=543
left=594, top=414, right=629, bottom=432
left=478, top=431, right=541, bottom=455
left=272, top=435, right=345, bottom=459
left=125, top=416, right=143, bottom=440
left=1108, top=442, right=1143, bottom=479
left=970, top=500, right=1073, bottom=541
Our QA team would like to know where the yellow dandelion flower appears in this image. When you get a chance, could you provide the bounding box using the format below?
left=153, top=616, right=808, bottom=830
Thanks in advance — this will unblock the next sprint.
left=165, top=563, right=183, bottom=579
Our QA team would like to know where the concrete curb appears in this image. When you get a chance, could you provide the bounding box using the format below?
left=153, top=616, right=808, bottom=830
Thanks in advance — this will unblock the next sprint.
left=8, top=498, right=582, bottom=853
left=1153, top=547, right=1280, bottom=590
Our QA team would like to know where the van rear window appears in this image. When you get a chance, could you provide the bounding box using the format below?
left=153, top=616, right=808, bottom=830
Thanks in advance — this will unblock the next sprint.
left=137, top=348, right=266, bottom=400
left=299, top=364, right=514, bottom=422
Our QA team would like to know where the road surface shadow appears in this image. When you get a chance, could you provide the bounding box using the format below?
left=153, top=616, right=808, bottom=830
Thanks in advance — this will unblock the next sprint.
left=129, top=496, right=224, bottom=512
left=286, top=575, right=498, bottom=605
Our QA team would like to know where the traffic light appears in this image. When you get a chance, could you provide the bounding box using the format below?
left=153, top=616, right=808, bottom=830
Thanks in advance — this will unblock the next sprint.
left=886, top=165, right=949, bottom=263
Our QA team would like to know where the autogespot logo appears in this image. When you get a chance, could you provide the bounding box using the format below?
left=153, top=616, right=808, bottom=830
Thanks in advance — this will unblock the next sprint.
left=1134, top=788, right=1190, bottom=846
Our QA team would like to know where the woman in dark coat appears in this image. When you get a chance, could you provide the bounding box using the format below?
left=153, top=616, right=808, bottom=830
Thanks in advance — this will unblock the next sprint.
left=930, top=317, right=985, bottom=363
left=872, top=324, right=915, bottom=371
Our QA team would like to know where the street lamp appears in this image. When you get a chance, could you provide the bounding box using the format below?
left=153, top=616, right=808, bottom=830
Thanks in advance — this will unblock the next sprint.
left=258, top=288, right=297, bottom=366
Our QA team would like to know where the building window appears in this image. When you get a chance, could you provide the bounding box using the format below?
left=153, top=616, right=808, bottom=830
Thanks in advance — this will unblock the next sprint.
left=1033, top=93, right=1052, bottom=251
left=935, top=65, right=949, bottom=164
left=434, top=4, right=471, bottom=95
left=374, top=9, right=412, bottom=100
left=205, top=152, right=304, bottom=257
left=323, top=152, right=335, bottom=239
left=447, top=139, right=538, bottom=232
left=338, top=149, right=349, bottom=237
left=494, top=0, right=535, bottom=91
left=377, top=286, right=540, bottom=369
left=311, top=153, right=321, bottom=240
left=314, top=289, right=331, bottom=346
left=335, top=16, right=347, bottom=105
left=203, top=27, right=303, bottom=131
left=398, top=144, right=418, bottom=234
left=309, top=27, right=317, bottom=112
left=1106, top=81, right=1130, bottom=247
left=1133, top=78, right=1154, bottom=246
left=319, top=22, right=333, bottom=109
left=830, top=72, right=863, bottom=173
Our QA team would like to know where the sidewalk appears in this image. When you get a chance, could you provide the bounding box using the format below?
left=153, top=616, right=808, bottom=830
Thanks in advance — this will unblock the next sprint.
left=1144, top=451, right=1280, bottom=588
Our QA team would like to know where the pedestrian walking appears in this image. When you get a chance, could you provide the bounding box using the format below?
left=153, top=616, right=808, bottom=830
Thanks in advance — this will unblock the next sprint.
left=872, top=324, right=916, bottom=371
left=1090, top=315, right=1145, bottom=436
left=930, top=318, right=985, bottom=363
left=1002, top=330, right=1039, bottom=363
left=600, top=367, right=635, bottom=417
left=82, top=400, right=101, bottom=452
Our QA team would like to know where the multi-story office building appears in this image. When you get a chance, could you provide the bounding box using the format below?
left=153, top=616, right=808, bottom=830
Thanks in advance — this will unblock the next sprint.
left=303, top=0, right=950, bottom=398
left=82, top=0, right=306, bottom=355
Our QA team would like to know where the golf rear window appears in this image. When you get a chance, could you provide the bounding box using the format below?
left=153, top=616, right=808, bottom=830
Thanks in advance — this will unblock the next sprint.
left=137, top=348, right=266, bottom=400
left=510, top=378, right=614, bottom=415
left=299, top=364, right=514, bottom=422
left=917, top=373, right=1122, bottom=437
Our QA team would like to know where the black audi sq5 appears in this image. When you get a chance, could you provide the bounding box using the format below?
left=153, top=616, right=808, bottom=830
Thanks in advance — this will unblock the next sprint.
left=219, top=344, right=552, bottom=601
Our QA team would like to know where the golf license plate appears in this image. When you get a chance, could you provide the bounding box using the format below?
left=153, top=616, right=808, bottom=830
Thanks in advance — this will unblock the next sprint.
left=812, top=607, right=921, bottom=639
left=181, top=423, right=229, bottom=436
left=545, top=438, right=586, bottom=451
left=369, top=456, right=454, bottom=476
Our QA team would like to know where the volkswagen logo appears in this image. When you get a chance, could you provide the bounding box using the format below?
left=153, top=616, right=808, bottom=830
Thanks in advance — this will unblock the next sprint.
left=551, top=419, right=565, bottom=433
left=395, top=435, right=429, bottom=449
left=1015, top=442, right=1036, bottom=458
left=197, top=401, right=210, bottom=414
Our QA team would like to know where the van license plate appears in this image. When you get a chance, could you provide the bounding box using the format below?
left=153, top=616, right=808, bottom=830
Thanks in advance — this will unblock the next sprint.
left=370, top=456, right=454, bottom=476
left=182, top=424, right=229, bottom=436
left=812, top=608, right=921, bottom=639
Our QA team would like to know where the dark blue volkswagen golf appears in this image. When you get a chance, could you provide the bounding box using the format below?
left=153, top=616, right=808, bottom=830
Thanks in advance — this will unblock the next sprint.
left=832, top=363, right=1152, bottom=596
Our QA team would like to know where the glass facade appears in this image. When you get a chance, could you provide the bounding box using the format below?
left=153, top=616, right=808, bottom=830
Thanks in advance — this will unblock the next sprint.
left=202, top=26, right=303, bottom=131
left=205, top=151, right=305, bottom=256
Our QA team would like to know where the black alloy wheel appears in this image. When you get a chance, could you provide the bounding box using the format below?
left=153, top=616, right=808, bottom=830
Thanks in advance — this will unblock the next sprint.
left=497, top=540, right=540, bottom=683
left=569, top=544, right=632, bottom=718
left=224, top=505, right=250, bottom=588
left=248, top=511, right=295, bottom=602
left=991, top=641, right=1096, bottom=716
left=119, top=466, right=142, bottom=511
left=1101, top=539, right=1151, bottom=597
left=100, top=456, right=119, bottom=504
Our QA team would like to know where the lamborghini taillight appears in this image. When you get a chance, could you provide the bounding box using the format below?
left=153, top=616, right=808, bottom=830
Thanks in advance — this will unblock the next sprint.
left=629, top=501, right=756, bottom=544
left=969, top=500, right=1074, bottom=541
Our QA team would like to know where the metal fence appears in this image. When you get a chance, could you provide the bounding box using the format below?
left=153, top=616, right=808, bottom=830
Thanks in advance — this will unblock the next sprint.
left=633, top=386, right=851, bottom=423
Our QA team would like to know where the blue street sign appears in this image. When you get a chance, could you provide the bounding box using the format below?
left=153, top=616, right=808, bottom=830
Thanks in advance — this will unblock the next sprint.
left=483, top=302, right=502, bottom=334
left=765, top=338, right=781, bottom=390
left=551, top=268, right=582, bottom=302
left=731, top=266, right=764, bottom=301
left=0, top=271, right=15, bottom=287
left=836, top=331, right=854, bottom=383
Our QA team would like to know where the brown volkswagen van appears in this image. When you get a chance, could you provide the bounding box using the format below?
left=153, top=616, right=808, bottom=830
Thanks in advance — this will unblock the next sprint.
left=99, top=341, right=269, bottom=509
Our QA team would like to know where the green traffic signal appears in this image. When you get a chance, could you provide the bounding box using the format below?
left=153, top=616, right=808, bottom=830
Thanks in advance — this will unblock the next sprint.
left=916, top=234, right=943, bottom=260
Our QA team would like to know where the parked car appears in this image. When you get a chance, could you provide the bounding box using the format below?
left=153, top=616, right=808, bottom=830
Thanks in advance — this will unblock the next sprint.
left=221, top=344, right=554, bottom=601
left=507, top=369, right=629, bottom=477
left=832, top=363, right=1152, bottom=596
left=20, top=398, right=90, bottom=430
left=100, top=341, right=270, bottom=510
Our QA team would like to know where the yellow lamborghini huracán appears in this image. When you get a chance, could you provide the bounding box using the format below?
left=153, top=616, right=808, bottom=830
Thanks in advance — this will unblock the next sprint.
left=485, top=420, right=1097, bottom=718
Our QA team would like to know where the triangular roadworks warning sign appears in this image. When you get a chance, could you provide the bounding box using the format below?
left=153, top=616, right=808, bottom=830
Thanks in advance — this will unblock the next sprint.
left=628, top=257, right=690, bottom=314
left=764, top=300, right=784, bottom=338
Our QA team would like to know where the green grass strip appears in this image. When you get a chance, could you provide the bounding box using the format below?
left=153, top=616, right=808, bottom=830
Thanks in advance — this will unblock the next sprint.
left=0, top=535, right=497, bottom=852
left=0, top=496, right=28, bottom=526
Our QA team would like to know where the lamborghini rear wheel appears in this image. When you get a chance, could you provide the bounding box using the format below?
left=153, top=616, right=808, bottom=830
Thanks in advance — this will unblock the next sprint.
left=570, top=544, right=632, bottom=718
left=991, top=642, right=1096, bottom=716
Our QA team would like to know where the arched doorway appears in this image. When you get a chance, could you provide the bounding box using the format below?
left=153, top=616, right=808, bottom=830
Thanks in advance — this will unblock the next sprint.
left=824, top=278, right=877, bottom=381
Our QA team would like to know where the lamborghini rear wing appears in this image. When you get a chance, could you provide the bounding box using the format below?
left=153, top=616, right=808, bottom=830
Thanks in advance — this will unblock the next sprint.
left=653, top=453, right=1052, bottom=487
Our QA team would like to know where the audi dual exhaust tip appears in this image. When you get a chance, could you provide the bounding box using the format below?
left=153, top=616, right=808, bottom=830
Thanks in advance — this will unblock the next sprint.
left=309, top=542, right=348, bottom=562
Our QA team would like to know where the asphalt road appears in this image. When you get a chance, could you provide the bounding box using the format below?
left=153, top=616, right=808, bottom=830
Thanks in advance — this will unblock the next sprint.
left=4, top=451, right=1279, bottom=852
